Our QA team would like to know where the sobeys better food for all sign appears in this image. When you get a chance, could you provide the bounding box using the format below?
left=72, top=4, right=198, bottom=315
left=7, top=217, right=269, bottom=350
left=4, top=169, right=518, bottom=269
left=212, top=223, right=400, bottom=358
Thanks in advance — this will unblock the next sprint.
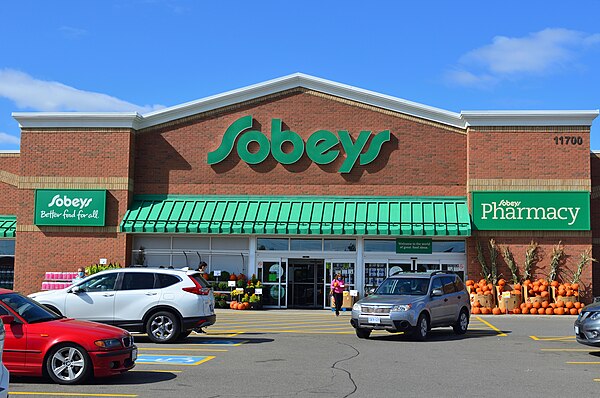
left=472, top=191, right=590, bottom=231
left=34, top=190, right=106, bottom=226
left=207, top=115, right=391, bottom=173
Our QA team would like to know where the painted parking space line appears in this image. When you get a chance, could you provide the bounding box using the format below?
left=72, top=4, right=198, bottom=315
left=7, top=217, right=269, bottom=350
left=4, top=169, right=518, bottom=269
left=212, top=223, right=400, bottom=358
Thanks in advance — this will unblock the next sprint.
left=136, top=354, right=215, bottom=365
left=474, top=316, right=507, bottom=336
left=566, top=361, right=600, bottom=364
left=139, top=347, right=229, bottom=352
left=530, top=336, right=575, bottom=341
left=131, top=369, right=183, bottom=373
left=10, top=393, right=137, bottom=397
left=206, top=329, right=354, bottom=334
left=178, top=339, right=248, bottom=346
left=541, top=348, right=600, bottom=352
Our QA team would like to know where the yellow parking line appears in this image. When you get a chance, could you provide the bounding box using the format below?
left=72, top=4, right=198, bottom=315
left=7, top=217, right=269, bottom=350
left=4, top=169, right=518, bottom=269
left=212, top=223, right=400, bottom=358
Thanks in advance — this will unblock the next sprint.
left=566, top=361, right=600, bottom=364
left=594, top=379, right=600, bottom=382
left=131, top=369, right=183, bottom=373
left=475, top=316, right=507, bottom=336
left=530, top=336, right=575, bottom=341
left=542, top=349, right=600, bottom=352
left=205, top=329, right=354, bottom=334
left=139, top=347, right=228, bottom=352
left=10, top=393, right=137, bottom=397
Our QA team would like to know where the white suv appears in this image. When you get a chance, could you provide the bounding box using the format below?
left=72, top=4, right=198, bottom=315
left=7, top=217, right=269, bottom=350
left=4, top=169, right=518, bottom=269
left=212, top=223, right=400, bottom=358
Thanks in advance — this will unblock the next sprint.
left=29, top=268, right=215, bottom=343
left=0, top=316, right=9, bottom=397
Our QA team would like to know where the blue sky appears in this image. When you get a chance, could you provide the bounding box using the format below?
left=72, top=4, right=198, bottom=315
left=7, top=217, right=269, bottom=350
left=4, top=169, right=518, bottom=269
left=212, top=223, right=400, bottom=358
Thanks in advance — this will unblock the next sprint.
left=1, top=0, right=599, bottom=149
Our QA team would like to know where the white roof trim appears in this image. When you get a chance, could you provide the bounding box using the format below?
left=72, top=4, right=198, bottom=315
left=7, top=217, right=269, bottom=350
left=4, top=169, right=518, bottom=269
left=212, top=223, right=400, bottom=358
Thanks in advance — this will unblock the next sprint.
left=10, top=73, right=600, bottom=129
left=0, top=150, right=20, bottom=154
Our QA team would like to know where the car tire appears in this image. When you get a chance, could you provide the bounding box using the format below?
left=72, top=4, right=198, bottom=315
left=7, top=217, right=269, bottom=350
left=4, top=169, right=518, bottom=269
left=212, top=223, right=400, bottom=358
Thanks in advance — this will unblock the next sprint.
left=452, top=309, right=469, bottom=335
left=146, top=311, right=181, bottom=343
left=45, top=343, right=91, bottom=385
left=412, top=313, right=429, bottom=341
left=355, top=328, right=371, bottom=339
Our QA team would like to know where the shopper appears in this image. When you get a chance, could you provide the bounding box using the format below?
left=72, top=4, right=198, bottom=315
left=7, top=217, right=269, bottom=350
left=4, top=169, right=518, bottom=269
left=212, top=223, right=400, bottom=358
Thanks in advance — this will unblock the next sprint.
left=198, top=261, right=208, bottom=273
left=73, top=267, right=86, bottom=281
left=330, top=273, right=346, bottom=316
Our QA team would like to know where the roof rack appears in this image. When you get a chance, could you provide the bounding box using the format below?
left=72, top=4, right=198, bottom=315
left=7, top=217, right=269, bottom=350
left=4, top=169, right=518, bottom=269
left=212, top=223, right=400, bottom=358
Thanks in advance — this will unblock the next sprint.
left=429, top=271, right=452, bottom=276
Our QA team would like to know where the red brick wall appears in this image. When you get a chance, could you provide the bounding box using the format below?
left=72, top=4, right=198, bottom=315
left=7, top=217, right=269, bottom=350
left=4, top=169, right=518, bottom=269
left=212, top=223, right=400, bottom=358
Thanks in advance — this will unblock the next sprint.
left=0, top=154, right=20, bottom=175
left=134, top=92, right=467, bottom=196
left=0, top=183, right=18, bottom=216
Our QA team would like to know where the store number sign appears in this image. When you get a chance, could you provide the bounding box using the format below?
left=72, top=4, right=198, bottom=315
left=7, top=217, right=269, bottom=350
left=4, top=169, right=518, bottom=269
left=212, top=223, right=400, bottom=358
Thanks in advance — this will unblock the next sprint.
left=34, top=190, right=106, bottom=226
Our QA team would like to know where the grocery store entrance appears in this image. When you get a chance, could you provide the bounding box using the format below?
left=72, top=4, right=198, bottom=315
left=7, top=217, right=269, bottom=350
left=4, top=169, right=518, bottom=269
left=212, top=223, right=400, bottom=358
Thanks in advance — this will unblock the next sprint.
left=288, top=259, right=325, bottom=309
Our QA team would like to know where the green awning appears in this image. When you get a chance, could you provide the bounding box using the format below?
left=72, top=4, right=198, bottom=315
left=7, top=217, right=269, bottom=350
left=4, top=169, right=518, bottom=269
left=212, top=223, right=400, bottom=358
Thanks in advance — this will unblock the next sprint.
left=120, top=196, right=471, bottom=236
left=0, top=216, right=16, bottom=238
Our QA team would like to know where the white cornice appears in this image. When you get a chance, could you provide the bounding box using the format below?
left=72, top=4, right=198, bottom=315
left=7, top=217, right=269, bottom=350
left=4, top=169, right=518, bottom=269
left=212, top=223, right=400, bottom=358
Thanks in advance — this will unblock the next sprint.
left=10, top=74, right=600, bottom=130
left=461, top=110, right=599, bottom=127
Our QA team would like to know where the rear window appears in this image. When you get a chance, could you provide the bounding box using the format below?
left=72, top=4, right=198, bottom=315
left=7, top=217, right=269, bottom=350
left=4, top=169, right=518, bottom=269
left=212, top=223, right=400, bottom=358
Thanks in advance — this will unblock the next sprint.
left=189, top=273, right=209, bottom=288
left=156, top=274, right=181, bottom=288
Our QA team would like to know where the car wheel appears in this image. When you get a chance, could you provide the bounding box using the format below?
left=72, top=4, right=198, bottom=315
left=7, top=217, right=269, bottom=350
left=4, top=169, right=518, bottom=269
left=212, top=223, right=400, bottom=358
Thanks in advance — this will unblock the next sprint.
left=413, top=313, right=429, bottom=341
left=45, top=344, right=91, bottom=385
left=146, top=311, right=181, bottom=343
left=355, top=328, right=371, bottom=339
left=453, top=309, right=469, bottom=335
left=177, top=330, right=193, bottom=340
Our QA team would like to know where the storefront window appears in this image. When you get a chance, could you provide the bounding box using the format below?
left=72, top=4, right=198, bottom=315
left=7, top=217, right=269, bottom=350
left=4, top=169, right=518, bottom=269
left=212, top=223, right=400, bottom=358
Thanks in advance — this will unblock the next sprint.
left=172, top=237, right=210, bottom=250
left=290, top=239, right=322, bottom=251
left=0, top=240, right=15, bottom=256
left=324, top=239, right=356, bottom=252
left=257, top=238, right=289, bottom=251
left=432, top=241, right=465, bottom=253
left=364, top=239, right=395, bottom=252
left=211, top=237, right=249, bottom=250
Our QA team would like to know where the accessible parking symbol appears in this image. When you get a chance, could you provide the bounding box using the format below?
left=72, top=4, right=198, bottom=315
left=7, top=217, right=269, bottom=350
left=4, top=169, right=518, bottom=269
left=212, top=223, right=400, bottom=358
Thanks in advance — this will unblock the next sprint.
left=137, top=355, right=215, bottom=365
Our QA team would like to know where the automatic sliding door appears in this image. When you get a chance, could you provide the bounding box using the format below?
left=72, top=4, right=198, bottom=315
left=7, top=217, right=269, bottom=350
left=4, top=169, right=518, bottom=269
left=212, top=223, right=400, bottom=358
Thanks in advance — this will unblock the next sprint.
left=259, top=259, right=287, bottom=308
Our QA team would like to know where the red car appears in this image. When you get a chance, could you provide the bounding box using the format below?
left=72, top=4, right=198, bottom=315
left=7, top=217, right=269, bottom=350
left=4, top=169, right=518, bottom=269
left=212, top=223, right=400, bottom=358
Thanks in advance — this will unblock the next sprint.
left=0, top=289, right=137, bottom=384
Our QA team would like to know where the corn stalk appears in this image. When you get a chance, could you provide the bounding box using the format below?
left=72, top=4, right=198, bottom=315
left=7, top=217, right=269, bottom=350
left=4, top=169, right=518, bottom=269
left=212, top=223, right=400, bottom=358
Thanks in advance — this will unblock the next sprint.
left=523, top=241, right=539, bottom=282
left=476, top=241, right=491, bottom=283
left=572, top=249, right=597, bottom=285
left=488, top=238, right=499, bottom=285
left=502, top=246, right=520, bottom=285
left=548, top=241, right=564, bottom=283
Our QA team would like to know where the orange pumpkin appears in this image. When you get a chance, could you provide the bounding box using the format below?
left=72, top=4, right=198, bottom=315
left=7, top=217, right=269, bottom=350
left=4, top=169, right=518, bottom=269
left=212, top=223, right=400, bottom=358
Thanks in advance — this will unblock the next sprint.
left=230, top=300, right=238, bottom=309
left=513, top=308, right=521, bottom=314
left=498, top=279, right=506, bottom=287
left=541, top=291, right=549, bottom=298
left=480, top=308, right=491, bottom=315
left=466, top=280, right=475, bottom=286
left=492, top=308, right=502, bottom=315
left=554, top=307, right=565, bottom=315
left=574, top=302, right=581, bottom=309
left=550, top=280, right=559, bottom=287
left=471, top=307, right=481, bottom=314
left=578, top=308, right=583, bottom=314
left=526, top=302, right=533, bottom=309
left=569, top=308, right=578, bottom=315
left=537, top=308, right=545, bottom=315
left=541, top=301, right=549, bottom=309
left=532, top=302, right=541, bottom=309
left=571, top=283, right=579, bottom=291
left=565, top=301, right=574, bottom=309
left=484, top=291, right=492, bottom=296
left=545, top=308, right=554, bottom=315
left=476, top=288, right=483, bottom=294
left=555, top=301, right=565, bottom=308
left=514, top=283, right=522, bottom=291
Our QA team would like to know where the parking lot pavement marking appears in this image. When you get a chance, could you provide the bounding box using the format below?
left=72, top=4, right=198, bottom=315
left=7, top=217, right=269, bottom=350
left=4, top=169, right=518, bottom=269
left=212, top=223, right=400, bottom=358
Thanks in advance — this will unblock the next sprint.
left=474, top=316, right=507, bottom=336
left=177, top=339, right=247, bottom=346
left=136, top=354, right=215, bottom=365
left=205, top=328, right=355, bottom=334
left=530, top=336, right=575, bottom=341
left=130, top=369, right=183, bottom=373
left=10, top=393, right=137, bottom=397
left=566, top=361, right=600, bottom=365
left=139, top=347, right=229, bottom=352
left=541, top=348, right=600, bottom=352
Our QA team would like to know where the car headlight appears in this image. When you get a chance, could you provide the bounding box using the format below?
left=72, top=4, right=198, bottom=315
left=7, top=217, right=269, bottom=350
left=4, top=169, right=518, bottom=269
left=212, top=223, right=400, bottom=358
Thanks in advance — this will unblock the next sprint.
left=391, top=304, right=412, bottom=312
left=352, top=303, right=361, bottom=311
left=94, top=338, right=122, bottom=349
left=590, top=312, right=600, bottom=320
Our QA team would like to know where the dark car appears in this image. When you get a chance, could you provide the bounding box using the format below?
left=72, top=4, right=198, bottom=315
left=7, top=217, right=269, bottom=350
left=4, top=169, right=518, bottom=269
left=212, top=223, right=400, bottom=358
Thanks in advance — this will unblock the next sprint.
left=574, top=301, right=600, bottom=347
left=0, top=289, right=136, bottom=384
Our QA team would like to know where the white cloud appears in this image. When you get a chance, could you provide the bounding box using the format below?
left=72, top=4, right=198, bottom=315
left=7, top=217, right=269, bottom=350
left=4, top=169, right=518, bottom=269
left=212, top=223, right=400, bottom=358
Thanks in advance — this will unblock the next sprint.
left=0, top=132, right=20, bottom=146
left=0, top=69, right=164, bottom=113
left=446, top=28, right=600, bottom=87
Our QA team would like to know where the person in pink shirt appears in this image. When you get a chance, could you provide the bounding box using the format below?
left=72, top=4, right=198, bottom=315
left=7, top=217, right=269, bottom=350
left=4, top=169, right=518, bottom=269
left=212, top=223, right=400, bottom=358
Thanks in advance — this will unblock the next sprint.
left=330, top=273, right=346, bottom=316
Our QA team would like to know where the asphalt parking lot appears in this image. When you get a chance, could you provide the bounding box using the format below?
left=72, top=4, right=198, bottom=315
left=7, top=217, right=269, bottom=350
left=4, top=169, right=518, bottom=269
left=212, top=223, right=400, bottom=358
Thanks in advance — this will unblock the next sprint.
left=9, top=309, right=600, bottom=397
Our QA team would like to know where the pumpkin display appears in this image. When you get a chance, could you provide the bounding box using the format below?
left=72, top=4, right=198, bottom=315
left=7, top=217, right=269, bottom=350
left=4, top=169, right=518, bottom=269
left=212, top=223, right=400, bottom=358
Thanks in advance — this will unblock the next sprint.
left=492, top=308, right=502, bottom=315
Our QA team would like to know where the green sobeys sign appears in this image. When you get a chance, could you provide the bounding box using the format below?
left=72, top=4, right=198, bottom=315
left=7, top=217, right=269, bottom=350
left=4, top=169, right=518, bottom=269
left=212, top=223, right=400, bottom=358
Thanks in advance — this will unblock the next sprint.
left=472, top=191, right=590, bottom=231
left=34, top=190, right=106, bottom=226
left=207, top=115, right=391, bottom=173
left=396, top=238, right=432, bottom=254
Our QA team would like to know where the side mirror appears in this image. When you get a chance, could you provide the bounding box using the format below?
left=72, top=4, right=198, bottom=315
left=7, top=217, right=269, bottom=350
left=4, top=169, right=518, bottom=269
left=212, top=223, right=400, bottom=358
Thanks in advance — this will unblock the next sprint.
left=431, top=288, right=443, bottom=297
left=366, top=288, right=376, bottom=296
left=0, top=315, right=14, bottom=325
left=70, top=285, right=82, bottom=293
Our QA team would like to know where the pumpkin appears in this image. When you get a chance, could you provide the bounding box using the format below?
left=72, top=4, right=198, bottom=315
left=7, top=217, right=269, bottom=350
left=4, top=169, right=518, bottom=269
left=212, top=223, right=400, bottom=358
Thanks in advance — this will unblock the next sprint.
left=574, top=302, right=582, bottom=309
left=498, top=279, right=506, bottom=287
left=541, top=291, right=549, bottom=298
left=230, top=300, right=238, bottom=309
left=571, top=283, right=579, bottom=291
left=541, top=301, right=549, bottom=309
left=492, top=308, right=502, bottom=315
left=476, top=288, right=483, bottom=294
left=545, top=308, right=554, bottom=315
left=532, top=302, right=541, bottom=309
left=578, top=308, right=583, bottom=314
left=471, top=307, right=481, bottom=314
left=539, top=285, right=547, bottom=292
left=565, top=301, right=574, bottom=309
left=466, top=280, right=475, bottom=286
left=237, top=303, right=245, bottom=310
left=555, top=301, right=565, bottom=308
left=554, top=307, right=565, bottom=315
left=513, top=308, right=521, bottom=314
left=550, top=280, right=559, bottom=287
left=537, top=308, right=545, bottom=315
left=526, top=302, right=533, bottom=309
left=480, top=308, right=491, bottom=315
left=484, top=291, right=492, bottom=296
left=569, top=308, right=578, bottom=315
left=514, top=283, right=522, bottom=291
left=566, top=290, right=573, bottom=297
left=229, top=273, right=238, bottom=281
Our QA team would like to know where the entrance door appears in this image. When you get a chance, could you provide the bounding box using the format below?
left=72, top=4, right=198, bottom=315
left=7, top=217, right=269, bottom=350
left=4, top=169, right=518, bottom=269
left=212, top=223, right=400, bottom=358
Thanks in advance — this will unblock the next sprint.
left=288, top=259, right=324, bottom=309
left=259, top=258, right=287, bottom=308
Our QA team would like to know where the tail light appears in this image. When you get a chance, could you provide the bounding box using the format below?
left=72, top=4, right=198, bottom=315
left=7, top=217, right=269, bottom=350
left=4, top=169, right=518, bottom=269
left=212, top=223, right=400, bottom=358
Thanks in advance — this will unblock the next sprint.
left=183, top=276, right=211, bottom=295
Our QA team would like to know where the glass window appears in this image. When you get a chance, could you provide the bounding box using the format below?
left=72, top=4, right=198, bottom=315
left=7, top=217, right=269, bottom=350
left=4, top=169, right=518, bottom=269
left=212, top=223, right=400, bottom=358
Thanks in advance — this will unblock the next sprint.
left=211, top=254, right=248, bottom=276
left=156, top=274, right=181, bottom=288
left=0, top=240, right=15, bottom=256
left=432, top=241, right=465, bottom=253
left=120, top=273, right=155, bottom=290
left=364, top=240, right=395, bottom=252
left=324, top=239, right=356, bottom=252
left=430, top=277, right=443, bottom=291
left=133, top=236, right=171, bottom=250
left=189, top=273, right=209, bottom=288
left=172, top=237, right=210, bottom=250
left=257, top=238, right=289, bottom=251
left=290, top=239, right=322, bottom=251
left=144, top=254, right=172, bottom=268
left=77, top=273, right=118, bottom=292
left=441, top=276, right=457, bottom=294
left=454, top=277, right=465, bottom=292
left=0, top=293, right=61, bottom=323
left=211, top=237, right=249, bottom=250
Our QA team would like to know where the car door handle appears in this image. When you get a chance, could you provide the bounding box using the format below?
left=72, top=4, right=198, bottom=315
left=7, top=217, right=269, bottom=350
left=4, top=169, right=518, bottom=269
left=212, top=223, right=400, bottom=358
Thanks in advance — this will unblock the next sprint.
left=103, top=293, right=114, bottom=297
left=145, top=292, right=158, bottom=296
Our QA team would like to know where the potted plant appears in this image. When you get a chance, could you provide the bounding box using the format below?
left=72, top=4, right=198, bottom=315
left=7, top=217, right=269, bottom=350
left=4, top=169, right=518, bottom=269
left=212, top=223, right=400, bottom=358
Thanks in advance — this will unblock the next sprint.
left=249, top=293, right=262, bottom=310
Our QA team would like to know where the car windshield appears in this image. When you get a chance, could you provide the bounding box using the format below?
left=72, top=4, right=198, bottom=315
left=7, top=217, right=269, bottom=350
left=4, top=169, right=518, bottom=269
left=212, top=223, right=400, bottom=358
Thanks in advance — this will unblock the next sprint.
left=0, top=293, right=62, bottom=323
left=375, top=277, right=430, bottom=296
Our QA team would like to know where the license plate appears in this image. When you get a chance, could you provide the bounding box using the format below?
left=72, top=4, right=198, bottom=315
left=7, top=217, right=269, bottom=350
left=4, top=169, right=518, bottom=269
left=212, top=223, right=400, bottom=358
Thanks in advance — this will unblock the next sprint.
left=131, top=348, right=138, bottom=362
left=574, top=326, right=579, bottom=335
left=368, top=316, right=380, bottom=324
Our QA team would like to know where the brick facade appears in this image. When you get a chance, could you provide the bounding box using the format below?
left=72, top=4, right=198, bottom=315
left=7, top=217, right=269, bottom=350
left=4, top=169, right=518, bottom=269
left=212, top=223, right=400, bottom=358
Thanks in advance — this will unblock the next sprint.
left=0, top=81, right=596, bottom=298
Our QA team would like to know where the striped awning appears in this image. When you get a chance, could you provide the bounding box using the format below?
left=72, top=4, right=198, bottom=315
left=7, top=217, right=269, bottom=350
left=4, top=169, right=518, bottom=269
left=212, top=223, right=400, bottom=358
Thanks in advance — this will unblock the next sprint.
left=120, top=196, right=471, bottom=236
left=0, top=216, right=16, bottom=238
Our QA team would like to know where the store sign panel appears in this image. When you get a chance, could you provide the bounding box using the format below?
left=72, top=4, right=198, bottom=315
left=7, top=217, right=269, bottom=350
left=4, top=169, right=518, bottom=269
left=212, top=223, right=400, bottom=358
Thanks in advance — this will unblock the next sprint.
left=34, top=190, right=106, bottom=226
left=396, top=238, right=432, bottom=254
left=472, top=192, right=590, bottom=231
left=207, top=115, right=391, bottom=173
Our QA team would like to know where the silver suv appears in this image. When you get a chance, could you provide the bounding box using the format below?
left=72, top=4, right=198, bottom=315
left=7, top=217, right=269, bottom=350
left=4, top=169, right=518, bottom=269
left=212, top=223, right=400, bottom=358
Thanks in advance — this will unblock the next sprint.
left=351, top=272, right=470, bottom=340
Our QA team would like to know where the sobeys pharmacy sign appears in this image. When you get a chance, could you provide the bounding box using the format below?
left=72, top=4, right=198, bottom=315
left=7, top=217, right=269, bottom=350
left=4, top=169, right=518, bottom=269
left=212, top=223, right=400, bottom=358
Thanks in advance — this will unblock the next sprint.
left=472, top=191, right=590, bottom=231
left=207, top=115, right=391, bottom=173
left=34, top=190, right=106, bottom=226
